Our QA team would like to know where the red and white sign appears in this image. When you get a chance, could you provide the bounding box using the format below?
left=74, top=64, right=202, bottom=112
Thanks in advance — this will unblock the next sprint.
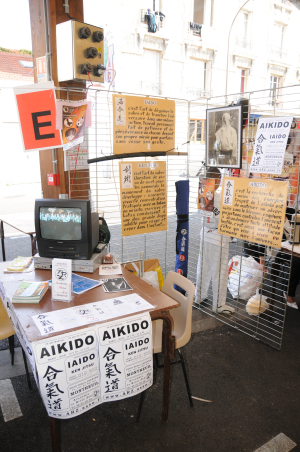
left=14, top=82, right=62, bottom=152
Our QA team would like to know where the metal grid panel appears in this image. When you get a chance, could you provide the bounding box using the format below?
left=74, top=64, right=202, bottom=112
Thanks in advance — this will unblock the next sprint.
left=86, top=89, right=190, bottom=276
left=63, top=84, right=300, bottom=350
left=191, top=85, right=300, bottom=350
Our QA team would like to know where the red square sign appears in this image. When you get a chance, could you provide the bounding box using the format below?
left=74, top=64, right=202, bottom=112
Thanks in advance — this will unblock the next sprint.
left=15, top=86, right=62, bottom=151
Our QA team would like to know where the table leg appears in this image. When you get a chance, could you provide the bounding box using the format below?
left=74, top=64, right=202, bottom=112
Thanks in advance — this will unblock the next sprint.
left=0, top=220, right=6, bottom=261
left=30, top=234, right=37, bottom=257
left=49, top=417, right=61, bottom=452
left=151, top=313, right=175, bottom=423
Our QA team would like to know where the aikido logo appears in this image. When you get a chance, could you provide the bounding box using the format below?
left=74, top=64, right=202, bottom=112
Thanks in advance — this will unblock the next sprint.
left=102, top=320, right=149, bottom=341
left=39, top=336, right=95, bottom=359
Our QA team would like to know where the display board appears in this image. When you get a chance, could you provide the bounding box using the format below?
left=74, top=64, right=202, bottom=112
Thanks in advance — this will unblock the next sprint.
left=119, top=161, right=167, bottom=237
left=113, top=95, right=175, bottom=154
left=218, top=177, right=288, bottom=248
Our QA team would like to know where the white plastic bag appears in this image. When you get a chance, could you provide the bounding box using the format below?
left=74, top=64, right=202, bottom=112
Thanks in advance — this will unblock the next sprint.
left=130, top=262, right=160, bottom=290
left=228, top=255, right=263, bottom=300
left=246, top=288, right=269, bottom=316
left=141, top=271, right=160, bottom=290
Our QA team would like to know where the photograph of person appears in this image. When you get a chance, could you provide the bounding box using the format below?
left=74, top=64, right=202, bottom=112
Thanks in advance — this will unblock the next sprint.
left=206, top=105, right=242, bottom=169
left=103, top=278, right=132, bottom=293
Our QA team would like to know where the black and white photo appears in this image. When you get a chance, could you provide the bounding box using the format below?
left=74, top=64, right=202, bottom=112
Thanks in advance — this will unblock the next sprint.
left=103, top=277, right=133, bottom=293
left=206, top=105, right=242, bottom=168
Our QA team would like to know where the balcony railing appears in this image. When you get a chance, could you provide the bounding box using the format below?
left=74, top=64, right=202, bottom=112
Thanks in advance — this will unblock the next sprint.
left=188, top=87, right=212, bottom=99
left=270, top=45, right=287, bottom=59
left=141, top=81, right=163, bottom=95
left=235, top=36, right=253, bottom=51
left=189, top=22, right=202, bottom=37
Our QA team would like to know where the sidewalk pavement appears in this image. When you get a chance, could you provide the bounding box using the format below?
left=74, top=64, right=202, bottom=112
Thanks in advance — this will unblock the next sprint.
left=0, top=307, right=299, bottom=452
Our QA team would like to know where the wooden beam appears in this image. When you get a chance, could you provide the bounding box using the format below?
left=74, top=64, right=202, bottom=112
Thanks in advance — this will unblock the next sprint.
left=28, top=0, right=90, bottom=200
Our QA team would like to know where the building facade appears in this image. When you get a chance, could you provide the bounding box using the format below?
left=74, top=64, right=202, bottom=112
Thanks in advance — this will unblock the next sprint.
left=84, top=0, right=300, bottom=103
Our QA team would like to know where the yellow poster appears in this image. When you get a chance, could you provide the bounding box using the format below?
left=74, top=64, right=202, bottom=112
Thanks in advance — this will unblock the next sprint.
left=119, top=161, right=167, bottom=237
left=218, top=177, right=288, bottom=248
left=113, top=95, right=175, bottom=155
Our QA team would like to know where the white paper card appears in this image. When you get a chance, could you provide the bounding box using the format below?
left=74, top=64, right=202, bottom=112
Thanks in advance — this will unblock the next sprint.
left=52, top=259, right=72, bottom=302
left=99, top=263, right=123, bottom=276
left=249, top=117, right=292, bottom=175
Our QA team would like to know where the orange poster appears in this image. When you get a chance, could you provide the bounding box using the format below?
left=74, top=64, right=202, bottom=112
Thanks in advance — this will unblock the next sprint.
left=14, top=82, right=62, bottom=152
left=198, top=178, right=215, bottom=211
left=218, top=177, right=288, bottom=248
left=119, top=161, right=167, bottom=236
left=113, top=95, right=175, bottom=155
left=62, top=104, right=87, bottom=150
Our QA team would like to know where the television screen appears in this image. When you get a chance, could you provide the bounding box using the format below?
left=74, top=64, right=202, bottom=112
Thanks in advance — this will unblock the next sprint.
left=40, top=207, right=82, bottom=241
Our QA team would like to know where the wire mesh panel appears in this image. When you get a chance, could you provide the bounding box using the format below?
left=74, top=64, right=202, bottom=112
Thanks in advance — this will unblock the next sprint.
left=86, top=89, right=190, bottom=275
left=191, top=85, right=300, bottom=350
left=63, top=85, right=300, bottom=350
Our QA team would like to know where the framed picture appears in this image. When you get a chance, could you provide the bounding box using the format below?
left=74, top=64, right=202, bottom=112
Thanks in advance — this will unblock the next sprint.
left=206, top=105, right=242, bottom=169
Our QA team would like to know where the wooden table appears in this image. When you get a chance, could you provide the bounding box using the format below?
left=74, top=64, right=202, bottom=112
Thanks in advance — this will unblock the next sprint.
left=0, top=212, right=36, bottom=261
left=0, top=264, right=179, bottom=452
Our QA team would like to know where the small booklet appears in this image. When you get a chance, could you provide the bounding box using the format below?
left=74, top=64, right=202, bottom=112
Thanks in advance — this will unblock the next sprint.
left=99, top=263, right=122, bottom=276
left=4, top=256, right=34, bottom=273
left=12, top=281, right=49, bottom=304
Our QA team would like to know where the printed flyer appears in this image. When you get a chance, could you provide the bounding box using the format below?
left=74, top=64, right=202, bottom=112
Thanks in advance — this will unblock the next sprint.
left=249, top=117, right=292, bottom=175
left=62, top=104, right=87, bottom=151
left=33, top=313, right=153, bottom=419
left=198, top=177, right=215, bottom=211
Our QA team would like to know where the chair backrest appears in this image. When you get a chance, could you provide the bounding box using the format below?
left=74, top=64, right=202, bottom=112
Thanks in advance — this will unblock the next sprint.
left=0, top=296, right=15, bottom=341
left=161, top=271, right=195, bottom=348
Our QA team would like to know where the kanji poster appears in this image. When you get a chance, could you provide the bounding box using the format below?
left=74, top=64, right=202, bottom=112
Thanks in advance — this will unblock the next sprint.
left=249, top=117, right=292, bottom=175
left=113, top=95, right=175, bottom=155
left=218, top=177, right=288, bottom=248
left=119, top=161, right=167, bottom=236
left=33, top=313, right=153, bottom=419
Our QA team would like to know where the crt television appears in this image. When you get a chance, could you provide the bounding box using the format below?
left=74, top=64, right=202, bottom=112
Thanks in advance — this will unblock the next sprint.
left=35, top=199, right=99, bottom=260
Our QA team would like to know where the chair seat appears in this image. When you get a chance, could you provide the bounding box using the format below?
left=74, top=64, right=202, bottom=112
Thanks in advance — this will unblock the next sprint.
left=0, top=298, right=15, bottom=341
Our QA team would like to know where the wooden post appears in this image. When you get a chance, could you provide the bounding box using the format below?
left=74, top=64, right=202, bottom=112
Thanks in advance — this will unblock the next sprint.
left=28, top=0, right=90, bottom=199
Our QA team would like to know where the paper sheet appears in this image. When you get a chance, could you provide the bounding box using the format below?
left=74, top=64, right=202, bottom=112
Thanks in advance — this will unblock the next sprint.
left=32, top=293, right=153, bottom=336
left=33, top=313, right=153, bottom=419
left=99, top=264, right=122, bottom=276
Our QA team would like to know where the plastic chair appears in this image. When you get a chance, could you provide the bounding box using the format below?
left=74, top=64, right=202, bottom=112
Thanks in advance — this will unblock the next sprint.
left=0, top=297, right=32, bottom=389
left=136, top=271, right=195, bottom=421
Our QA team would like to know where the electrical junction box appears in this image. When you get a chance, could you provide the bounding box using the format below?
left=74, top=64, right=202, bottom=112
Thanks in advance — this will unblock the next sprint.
left=47, top=173, right=60, bottom=186
left=56, top=20, right=105, bottom=83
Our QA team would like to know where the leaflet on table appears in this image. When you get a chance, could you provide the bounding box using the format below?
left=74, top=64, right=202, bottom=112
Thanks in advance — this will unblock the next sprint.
left=99, top=263, right=123, bottom=276
left=3, top=261, right=34, bottom=274
left=32, top=293, right=154, bottom=336
left=33, top=313, right=153, bottom=419
left=49, top=274, right=104, bottom=295
left=249, top=117, right=292, bottom=175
